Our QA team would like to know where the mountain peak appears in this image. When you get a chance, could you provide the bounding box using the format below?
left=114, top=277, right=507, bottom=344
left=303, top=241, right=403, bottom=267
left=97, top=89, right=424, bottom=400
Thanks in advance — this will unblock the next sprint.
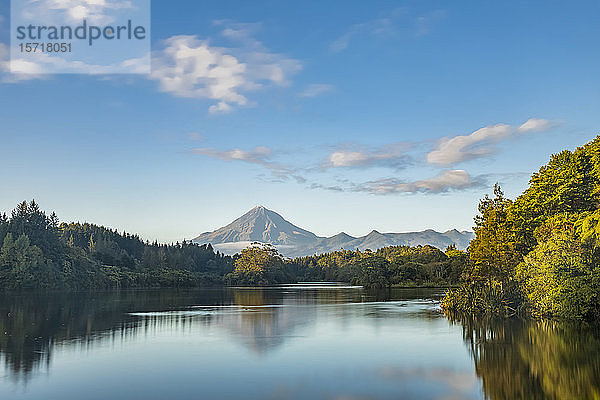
left=330, top=232, right=356, bottom=240
left=193, top=207, right=474, bottom=256
left=194, top=206, right=318, bottom=246
left=444, top=228, right=460, bottom=234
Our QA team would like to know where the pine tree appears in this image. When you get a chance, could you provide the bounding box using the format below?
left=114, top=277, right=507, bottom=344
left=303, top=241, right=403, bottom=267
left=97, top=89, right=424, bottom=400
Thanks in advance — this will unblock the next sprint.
left=88, top=234, right=96, bottom=253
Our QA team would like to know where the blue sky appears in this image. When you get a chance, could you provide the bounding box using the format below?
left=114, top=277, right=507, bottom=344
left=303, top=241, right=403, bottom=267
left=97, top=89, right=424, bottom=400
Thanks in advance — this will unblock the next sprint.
left=0, top=0, right=599, bottom=242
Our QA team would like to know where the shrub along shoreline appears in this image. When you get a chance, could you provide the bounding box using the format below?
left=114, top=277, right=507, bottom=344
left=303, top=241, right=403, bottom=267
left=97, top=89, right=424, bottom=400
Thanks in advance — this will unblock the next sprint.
left=442, top=135, right=600, bottom=321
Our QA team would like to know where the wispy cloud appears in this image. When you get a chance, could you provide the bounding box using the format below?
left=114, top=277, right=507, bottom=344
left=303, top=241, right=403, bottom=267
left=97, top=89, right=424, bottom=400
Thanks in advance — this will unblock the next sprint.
left=355, top=170, right=485, bottom=194
left=331, top=9, right=404, bottom=52
left=426, top=118, right=557, bottom=165
left=299, top=83, right=334, bottom=98
left=188, top=132, right=204, bottom=141
left=191, top=143, right=483, bottom=195
left=518, top=118, right=556, bottom=132
left=190, top=117, right=556, bottom=196
left=193, top=145, right=273, bottom=165
left=8, top=49, right=149, bottom=75
left=415, top=10, right=445, bottom=36
left=324, top=143, right=412, bottom=170
left=331, top=8, right=442, bottom=52
left=208, top=101, right=234, bottom=115
left=308, top=182, right=345, bottom=192
left=152, top=23, right=302, bottom=114
left=191, top=145, right=304, bottom=182
left=1, top=43, right=142, bottom=81
left=215, top=20, right=263, bottom=47
left=20, top=0, right=134, bottom=25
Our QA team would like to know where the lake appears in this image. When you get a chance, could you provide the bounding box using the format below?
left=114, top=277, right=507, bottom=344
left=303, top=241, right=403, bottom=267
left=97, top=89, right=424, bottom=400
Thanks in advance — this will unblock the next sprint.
left=0, top=284, right=598, bottom=400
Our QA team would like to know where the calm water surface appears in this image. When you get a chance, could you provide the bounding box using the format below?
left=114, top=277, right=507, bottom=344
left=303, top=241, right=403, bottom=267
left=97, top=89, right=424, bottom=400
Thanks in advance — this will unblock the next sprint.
left=0, top=284, right=598, bottom=400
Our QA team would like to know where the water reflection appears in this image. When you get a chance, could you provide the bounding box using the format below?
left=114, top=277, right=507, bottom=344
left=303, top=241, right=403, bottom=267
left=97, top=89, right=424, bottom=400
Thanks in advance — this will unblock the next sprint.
left=0, top=286, right=440, bottom=383
left=1, top=286, right=598, bottom=400
left=450, top=315, right=600, bottom=400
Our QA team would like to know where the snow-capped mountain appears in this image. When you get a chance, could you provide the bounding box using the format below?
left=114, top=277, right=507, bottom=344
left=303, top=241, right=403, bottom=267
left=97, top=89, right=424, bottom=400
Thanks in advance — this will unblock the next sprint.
left=193, top=206, right=474, bottom=257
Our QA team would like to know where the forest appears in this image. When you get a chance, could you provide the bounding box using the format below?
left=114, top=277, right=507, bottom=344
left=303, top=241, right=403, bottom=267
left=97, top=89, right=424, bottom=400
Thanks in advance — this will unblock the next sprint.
left=443, top=135, right=600, bottom=321
left=226, top=242, right=467, bottom=287
left=0, top=200, right=231, bottom=289
left=4, top=135, right=600, bottom=322
left=0, top=201, right=468, bottom=290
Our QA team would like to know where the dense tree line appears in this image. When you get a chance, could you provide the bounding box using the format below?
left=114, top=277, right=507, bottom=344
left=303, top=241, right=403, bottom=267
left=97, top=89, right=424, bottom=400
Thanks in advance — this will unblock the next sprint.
left=0, top=201, right=232, bottom=290
left=226, top=242, right=468, bottom=288
left=0, top=202, right=470, bottom=290
left=443, top=135, right=600, bottom=321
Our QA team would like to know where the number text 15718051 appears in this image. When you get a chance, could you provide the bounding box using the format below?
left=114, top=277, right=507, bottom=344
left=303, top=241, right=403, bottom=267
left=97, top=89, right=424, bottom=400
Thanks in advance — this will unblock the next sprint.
left=19, top=43, right=72, bottom=53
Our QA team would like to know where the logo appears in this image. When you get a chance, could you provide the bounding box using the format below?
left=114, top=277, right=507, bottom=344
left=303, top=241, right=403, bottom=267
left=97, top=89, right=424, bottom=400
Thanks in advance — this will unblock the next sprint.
left=10, top=0, right=151, bottom=74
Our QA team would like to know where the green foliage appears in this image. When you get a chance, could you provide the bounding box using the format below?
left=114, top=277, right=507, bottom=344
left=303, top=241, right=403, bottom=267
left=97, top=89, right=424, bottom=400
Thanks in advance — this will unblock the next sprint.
left=348, top=255, right=391, bottom=288
left=443, top=184, right=524, bottom=317
left=0, top=233, right=44, bottom=289
left=445, top=247, right=469, bottom=283
left=516, top=214, right=600, bottom=320
left=511, top=142, right=600, bottom=254
left=226, top=243, right=292, bottom=286
left=290, top=245, right=467, bottom=288
left=0, top=201, right=470, bottom=291
left=0, top=201, right=232, bottom=290
left=468, top=184, right=521, bottom=283
left=444, top=135, right=600, bottom=321
left=442, top=280, right=524, bottom=317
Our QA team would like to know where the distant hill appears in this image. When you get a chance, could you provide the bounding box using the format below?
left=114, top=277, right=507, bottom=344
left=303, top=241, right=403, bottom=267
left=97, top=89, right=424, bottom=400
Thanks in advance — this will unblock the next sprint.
left=193, top=206, right=473, bottom=257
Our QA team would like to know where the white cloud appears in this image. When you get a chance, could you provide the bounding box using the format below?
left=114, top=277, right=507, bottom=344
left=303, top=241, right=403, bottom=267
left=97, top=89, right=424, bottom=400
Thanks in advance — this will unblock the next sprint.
left=24, top=0, right=134, bottom=25
left=152, top=36, right=247, bottom=105
left=2, top=43, right=149, bottom=77
left=152, top=34, right=301, bottom=113
left=426, top=119, right=556, bottom=165
left=358, top=170, right=484, bottom=194
left=518, top=118, right=556, bottom=132
left=2, top=19, right=300, bottom=107
left=0, top=43, right=45, bottom=82
left=194, top=145, right=271, bottom=163
left=325, top=144, right=412, bottom=170
left=330, top=151, right=370, bottom=167
left=299, top=83, right=334, bottom=98
left=189, top=117, right=556, bottom=196
left=209, top=101, right=234, bottom=115
left=192, top=142, right=487, bottom=195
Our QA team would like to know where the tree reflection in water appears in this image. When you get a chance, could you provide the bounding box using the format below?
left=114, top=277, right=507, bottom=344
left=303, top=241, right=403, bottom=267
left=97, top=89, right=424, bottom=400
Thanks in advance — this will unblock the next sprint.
left=0, top=290, right=222, bottom=382
left=450, top=314, right=600, bottom=400
left=0, top=286, right=367, bottom=381
left=3, top=287, right=597, bottom=400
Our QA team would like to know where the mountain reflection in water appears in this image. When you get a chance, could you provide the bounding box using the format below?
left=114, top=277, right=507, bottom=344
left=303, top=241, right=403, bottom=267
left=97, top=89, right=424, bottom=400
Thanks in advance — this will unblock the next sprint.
left=0, top=285, right=598, bottom=400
